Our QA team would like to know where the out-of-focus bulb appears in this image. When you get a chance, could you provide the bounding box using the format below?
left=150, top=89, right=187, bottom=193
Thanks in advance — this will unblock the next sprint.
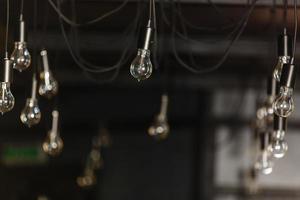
left=77, top=169, right=97, bottom=188
left=255, top=151, right=273, bottom=175
left=20, top=98, right=41, bottom=127
left=0, top=82, right=14, bottom=114
left=42, top=110, right=63, bottom=156
left=273, top=86, right=294, bottom=117
left=10, top=19, right=31, bottom=71
left=130, top=48, right=152, bottom=81
left=11, top=42, right=31, bottom=71
left=270, top=129, right=288, bottom=158
left=148, top=94, right=170, bottom=140
left=20, top=75, right=41, bottom=127
left=39, top=50, right=58, bottom=98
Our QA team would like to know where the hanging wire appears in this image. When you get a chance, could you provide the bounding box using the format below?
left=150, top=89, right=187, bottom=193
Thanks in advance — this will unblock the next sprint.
left=47, top=0, right=129, bottom=27
left=283, top=0, right=288, bottom=28
left=171, top=0, right=258, bottom=74
left=33, top=0, right=38, bottom=75
left=20, top=0, right=24, bottom=20
left=4, top=0, right=10, bottom=58
left=57, top=0, right=139, bottom=77
left=291, top=0, right=298, bottom=63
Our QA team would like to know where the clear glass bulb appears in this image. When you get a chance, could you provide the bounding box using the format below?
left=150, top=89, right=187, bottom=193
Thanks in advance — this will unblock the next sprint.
left=273, top=56, right=289, bottom=82
left=255, top=151, right=273, bottom=175
left=273, top=86, right=294, bottom=117
left=42, top=110, right=63, bottom=156
left=148, top=115, right=170, bottom=140
left=0, top=82, right=15, bottom=114
left=42, top=131, right=64, bottom=156
left=270, top=139, right=288, bottom=158
left=39, top=71, right=58, bottom=99
left=20, top=98, right=41, bottom=127
left=130, top=49, right=152, bottom=81
left=10, top=42, right=31, bottom=72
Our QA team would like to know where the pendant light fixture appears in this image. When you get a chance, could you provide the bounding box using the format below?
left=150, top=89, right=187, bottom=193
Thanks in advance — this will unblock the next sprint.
left=10, top=0, right=31, bottom=71
left=130, top=0, right=157, bottom=81
left=0, top=0, right=15, bottom=114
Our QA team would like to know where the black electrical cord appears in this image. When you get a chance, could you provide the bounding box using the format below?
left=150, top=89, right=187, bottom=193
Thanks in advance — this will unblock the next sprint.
left=4, top=0, right=10, bottom=58
left=48, top=0, right=129, bottom=27
left=57, top=0, right=139, bottom=75
left=20, top=0, right=24, bottom=19
left=291, top=0, right=297, bottom=63
left=171, top=0, right=258, bottom=74
left=33, top=0, right=38, bottom=75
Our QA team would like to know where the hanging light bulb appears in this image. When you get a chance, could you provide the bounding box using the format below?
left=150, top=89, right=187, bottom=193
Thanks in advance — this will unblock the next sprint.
left=270, top=115, right=288, bottom=158
left=255, top=151, right=274, bottom=175
left=42, top=110, right=63, bottom=156
left=39, top=49, right=58, bottom=99
left=273, top=28, right=292, bottom=81
left=0, top=58, right=14, bottom=114
left=254, top=132, right=273, bottom=175
left=130, top=20, right=153, bottom=81
left=148, top=94, right=170, bottom=140
left=20, top=74, right=41, bottom=127
left=273, top=63, right=296, bottom=117
left=10, top=15, right=31, bottom=71
left=77, top=168, right=97, bottom=188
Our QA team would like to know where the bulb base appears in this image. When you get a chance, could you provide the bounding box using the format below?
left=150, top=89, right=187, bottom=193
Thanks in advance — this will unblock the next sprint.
left=280, top=63, right=297, bottom=89
left=273, top=115, right=287, bottom=131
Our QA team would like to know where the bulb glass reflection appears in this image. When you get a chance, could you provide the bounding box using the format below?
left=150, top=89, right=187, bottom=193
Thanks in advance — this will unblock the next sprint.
left=11, top=42, right=31, bottom=71
left=0, top=82, right=14, bottom=114
left=130, top=49, right=152, bottom=81
left=273, top=86, right=294, bottom=117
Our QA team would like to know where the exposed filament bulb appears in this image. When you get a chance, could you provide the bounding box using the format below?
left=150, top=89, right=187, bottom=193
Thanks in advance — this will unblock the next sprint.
left=0, top=58, right=14, bottom=114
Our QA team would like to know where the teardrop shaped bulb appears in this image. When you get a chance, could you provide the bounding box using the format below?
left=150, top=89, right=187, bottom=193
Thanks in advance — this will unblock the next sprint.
left=270, top=139, right=288, bottom=158
left=254, top=152, right=273, bottom=175
left=148, top=115, right=170, bottom=140
left=39, top=71, right=58, bottom=99
left=10, top=42, right=31, bottom=72
left=130, top=49, right=152, bottom=81
left=42, top=131, right=64, bottom=156
left=273, top=86, right=294, bottom=117
left=20, top=98, right=41, bottom=127
left=0, top=82, right=15, bottom=114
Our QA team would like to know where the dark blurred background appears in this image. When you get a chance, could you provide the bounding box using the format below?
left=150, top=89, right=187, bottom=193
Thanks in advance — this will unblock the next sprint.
left=0, top=0, right=300, bottom=200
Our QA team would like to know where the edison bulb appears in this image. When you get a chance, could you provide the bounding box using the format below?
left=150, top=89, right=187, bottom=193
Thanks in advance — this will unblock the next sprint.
left=270, top=139, right=288, bottom=158
left=273, top=56, right=289, bottom=82
left=148, top=115, right=170, bottom=140
left=0, top=82, right=15, bottom=114
left=255, top=152, right=273, bottom=175
left=42, top=131, right=64, bottom=156
left=10, top=42, right=31, bottom=72
left=273, top=86, right=294, bottom=117
left=39, top=71, right=58, bottom=99
left=130, top=49, right=152, bottom=81
left=20, top=98, right=41, bottom=127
